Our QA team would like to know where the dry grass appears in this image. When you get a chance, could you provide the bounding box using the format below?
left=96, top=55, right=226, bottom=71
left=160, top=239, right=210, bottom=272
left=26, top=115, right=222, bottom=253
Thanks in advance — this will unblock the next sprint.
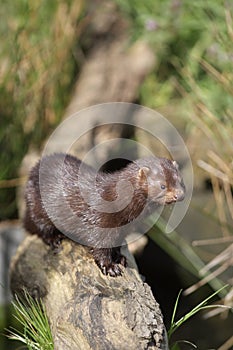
left=179, top=12, right=233, bottom=342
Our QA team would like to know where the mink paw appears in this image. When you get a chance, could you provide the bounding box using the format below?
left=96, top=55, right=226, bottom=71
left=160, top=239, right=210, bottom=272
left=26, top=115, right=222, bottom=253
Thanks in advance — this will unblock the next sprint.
left=49, top=237, right=63, bottom=253
left=97, top=255, right=127, bottom=277
left=114, top=251, right=127, bottom=268
left=91, top=248, right=127, bottom=277
left=100, top=262, right=123, bottom=277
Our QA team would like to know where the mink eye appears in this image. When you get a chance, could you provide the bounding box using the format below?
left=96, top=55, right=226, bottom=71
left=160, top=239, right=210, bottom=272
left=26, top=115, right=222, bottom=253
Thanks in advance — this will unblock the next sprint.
left=161, top=184, right=166, bottom=190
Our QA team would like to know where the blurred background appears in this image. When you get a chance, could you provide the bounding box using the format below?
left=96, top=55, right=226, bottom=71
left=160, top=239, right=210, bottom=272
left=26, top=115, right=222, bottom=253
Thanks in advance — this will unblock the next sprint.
left=0, top=0, right=233, bottom=349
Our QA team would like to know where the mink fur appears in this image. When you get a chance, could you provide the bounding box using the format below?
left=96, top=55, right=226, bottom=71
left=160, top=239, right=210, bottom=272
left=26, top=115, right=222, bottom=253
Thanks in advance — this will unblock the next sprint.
left=24, top=153, right=185, bottom=276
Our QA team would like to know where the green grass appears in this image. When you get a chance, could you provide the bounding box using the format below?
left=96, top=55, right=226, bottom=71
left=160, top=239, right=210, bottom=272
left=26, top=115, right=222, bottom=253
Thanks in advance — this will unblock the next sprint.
left=168, top=285, right=230, bottom=349
left=115, top=0, right=230, bottom=109
left=8, top=291, right=53, bottom=350
left=6, top=287, right=230, bottom=350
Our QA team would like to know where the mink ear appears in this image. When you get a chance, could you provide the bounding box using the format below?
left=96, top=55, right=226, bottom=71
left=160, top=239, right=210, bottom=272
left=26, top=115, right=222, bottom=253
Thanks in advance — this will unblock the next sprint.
left=172, top=160, right=179, bottom=169
left=137, top=166, right=150, bottom=183
left=140, top=166, right=150, bottom=175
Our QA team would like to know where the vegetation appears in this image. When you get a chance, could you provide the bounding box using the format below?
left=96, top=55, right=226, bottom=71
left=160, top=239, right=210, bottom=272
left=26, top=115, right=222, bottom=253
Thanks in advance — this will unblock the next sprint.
left=7, top=286, right=229, bottom=349
left=115, top=0, right=232, bottom=110
left=168, top=286, right=229, bottom=349
left=8, top=291, right=53, bottom=350
left=0, top=0, right=85, bottom=219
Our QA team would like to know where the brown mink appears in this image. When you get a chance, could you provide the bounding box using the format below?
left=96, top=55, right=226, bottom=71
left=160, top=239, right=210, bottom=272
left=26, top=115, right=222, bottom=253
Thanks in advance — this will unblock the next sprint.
left=24, top=153, right=185, bottom=277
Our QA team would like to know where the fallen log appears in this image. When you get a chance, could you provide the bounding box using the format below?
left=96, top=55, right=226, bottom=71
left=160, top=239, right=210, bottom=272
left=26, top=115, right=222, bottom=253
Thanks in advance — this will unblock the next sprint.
left=10, top=235, right=168, bottom=350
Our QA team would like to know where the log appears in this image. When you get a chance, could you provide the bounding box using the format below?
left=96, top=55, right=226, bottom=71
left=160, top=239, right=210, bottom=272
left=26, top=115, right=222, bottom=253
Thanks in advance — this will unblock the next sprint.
left=10, top=235, right=169, bottom=350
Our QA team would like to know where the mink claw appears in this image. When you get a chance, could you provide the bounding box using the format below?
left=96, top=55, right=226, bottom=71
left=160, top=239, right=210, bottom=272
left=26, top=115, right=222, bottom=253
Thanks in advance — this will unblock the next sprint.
left=119, top=255, right=127, bottom=267
left=98, top=262, right=123, bottom=277
left=107, top=264, right=123, bottom=277
left=101, top=266, right=107, bottom=276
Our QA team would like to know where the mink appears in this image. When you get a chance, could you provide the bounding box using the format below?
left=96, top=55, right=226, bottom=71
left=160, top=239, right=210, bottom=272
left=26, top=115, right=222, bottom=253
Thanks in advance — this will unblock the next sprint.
left=24, top=153, right=185, bottom=277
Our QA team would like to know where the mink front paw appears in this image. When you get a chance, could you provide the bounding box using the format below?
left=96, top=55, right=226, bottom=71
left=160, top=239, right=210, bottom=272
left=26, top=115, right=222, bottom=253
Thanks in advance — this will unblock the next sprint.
left=91, top=247, right=127, bottom=277
left=99, top=261, right=123, bottom=277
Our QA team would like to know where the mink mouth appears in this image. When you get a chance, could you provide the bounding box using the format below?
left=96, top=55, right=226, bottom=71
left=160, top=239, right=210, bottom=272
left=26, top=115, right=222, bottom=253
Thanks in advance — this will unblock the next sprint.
left=165, top=200, right=176, bottom=205
left=165, top=196, right=182, bottom=204
left=166, top=196, right=184, bottom=204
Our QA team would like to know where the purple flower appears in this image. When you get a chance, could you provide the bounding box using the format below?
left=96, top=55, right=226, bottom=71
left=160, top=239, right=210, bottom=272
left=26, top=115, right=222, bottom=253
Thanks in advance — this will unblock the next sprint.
left=145, top=19, right=158, bottom=31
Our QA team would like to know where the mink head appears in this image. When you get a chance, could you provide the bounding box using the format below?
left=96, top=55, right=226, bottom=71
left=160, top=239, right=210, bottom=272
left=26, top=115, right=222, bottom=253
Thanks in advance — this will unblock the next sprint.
left=135, top=157, right=185, bottom=205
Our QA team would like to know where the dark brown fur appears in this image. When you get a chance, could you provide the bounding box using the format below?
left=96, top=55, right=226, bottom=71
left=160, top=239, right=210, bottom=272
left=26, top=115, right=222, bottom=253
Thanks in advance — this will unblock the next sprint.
left=24, top=153, right=185, bottom=276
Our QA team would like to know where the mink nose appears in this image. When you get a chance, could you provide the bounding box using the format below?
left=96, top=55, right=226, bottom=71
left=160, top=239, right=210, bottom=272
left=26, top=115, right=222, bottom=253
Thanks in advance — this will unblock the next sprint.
left=174, top=189, right=185, bottom=202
